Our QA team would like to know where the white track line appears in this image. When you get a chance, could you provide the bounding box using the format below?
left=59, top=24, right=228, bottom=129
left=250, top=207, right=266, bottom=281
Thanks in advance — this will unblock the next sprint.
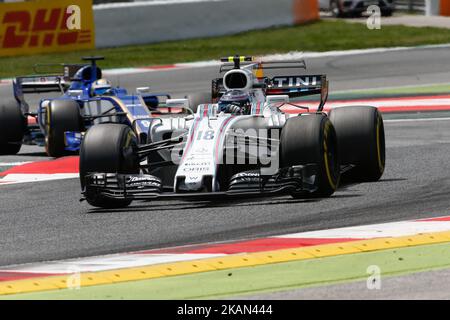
left=260, top=44, right=450, bottom=61
left=277, top=221, right=450, bottom=239
left=0, top=173, right=78, bottom=185
left=0, top=162, right=32, bottom=166
left=385, top=117, right=450, bottom=123
left=0, top=253, right=224, bottom=274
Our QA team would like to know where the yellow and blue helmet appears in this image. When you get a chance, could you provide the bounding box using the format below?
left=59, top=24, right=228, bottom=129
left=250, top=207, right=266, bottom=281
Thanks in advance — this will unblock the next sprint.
left=91, top=78, right=112, bottom=96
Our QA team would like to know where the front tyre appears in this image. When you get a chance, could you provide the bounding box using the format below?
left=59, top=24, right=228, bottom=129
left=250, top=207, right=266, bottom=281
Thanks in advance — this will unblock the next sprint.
left=80, top=124, right=139, bottom=208
left=329, top=106, right=385, bottom=182
left=280, top=114, right=340, bottom=198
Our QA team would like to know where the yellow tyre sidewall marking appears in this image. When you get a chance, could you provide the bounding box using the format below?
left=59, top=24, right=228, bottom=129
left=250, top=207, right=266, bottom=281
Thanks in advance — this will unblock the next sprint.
left=125, top=130, right=133, bottom=147
left=45, top=105, right=51, bottom=152
left=376, top=113, right=384, bottom=173
left=323, top=120, right=336, bottom=191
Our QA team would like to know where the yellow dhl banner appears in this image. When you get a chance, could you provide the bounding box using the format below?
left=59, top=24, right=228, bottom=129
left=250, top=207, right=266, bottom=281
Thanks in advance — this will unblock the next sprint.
left=0, top=0, right=94, bottom=57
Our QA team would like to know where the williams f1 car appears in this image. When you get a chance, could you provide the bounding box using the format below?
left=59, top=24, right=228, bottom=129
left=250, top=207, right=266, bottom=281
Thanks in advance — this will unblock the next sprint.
left=0, top=56, right=171, bottom=157
left=79, top=55, right=385, bottom=208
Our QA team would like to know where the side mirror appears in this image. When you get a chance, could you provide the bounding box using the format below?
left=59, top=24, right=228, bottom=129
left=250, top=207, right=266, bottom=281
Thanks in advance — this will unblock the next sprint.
left=266, top=95, right=289, bottom=106
left=136, top=87, right=150, bottom=94
left=166, top=98, right=192, bottom=114
left=68, top=90, right=83, bottom=98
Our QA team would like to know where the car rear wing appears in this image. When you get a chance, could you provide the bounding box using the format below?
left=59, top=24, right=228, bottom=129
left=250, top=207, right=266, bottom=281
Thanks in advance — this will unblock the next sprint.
left=14, top=62, right=87, bottom=93
left=267, top=74, right=326, bottom=96
left=267, top=75, right=329, bottom=111
left=14, top=76, right=67, bottom=94
left=12, top=63, right=87, bottom=111
left=212, top=74, right=329, bottom=111
left=12, top=75, right=69, bottom=114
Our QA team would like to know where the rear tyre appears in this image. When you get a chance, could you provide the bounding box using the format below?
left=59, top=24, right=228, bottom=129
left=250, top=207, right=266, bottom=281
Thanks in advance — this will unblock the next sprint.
left=80, top=124, right=139, bottom=208
left=280, top=114, right=340, bottom=198
left=0, top=99, right=25, bottom=155
left=329, top=106, right=385, bottom=182
left=185, top=92, right=211, bottom=114
left=45, top=100, right=82, bottom=157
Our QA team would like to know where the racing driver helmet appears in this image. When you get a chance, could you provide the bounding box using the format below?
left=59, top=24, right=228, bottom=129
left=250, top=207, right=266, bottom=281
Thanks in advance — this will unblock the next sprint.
left=91, top=78, right=112, bottom=96
left=218, top=90, right=251, bottom=115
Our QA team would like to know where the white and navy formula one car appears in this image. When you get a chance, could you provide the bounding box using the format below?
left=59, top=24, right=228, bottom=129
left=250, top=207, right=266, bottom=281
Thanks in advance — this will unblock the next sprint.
left=79, top=56, right=385, bottom=208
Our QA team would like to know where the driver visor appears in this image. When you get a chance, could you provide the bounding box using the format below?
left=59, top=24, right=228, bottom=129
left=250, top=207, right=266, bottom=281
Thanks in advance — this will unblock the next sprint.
left=94, top=87, right=110, bottom=95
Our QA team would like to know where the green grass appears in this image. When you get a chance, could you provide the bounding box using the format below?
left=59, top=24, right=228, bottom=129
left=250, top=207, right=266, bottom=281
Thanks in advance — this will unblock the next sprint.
left=1, top=20, right=450, bottom=78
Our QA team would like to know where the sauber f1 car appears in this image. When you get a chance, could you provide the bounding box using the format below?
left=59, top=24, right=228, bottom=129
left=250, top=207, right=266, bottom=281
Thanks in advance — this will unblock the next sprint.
left=0, top=56, right=170, bottom=157
left=79, top=56, right=385, bottom=208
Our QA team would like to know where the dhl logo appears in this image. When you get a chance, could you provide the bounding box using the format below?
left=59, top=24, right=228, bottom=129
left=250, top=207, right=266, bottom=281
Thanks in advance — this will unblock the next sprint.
left=0, top=0, right=94, bottom=57
left=2, top=8, right=90, bottom=48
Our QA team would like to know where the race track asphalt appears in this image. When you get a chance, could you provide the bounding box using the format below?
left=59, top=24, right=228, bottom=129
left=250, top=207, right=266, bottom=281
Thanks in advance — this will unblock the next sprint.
left=1, top=46, right=450, bottom=266
left=234, top=267, right=450, bottom=300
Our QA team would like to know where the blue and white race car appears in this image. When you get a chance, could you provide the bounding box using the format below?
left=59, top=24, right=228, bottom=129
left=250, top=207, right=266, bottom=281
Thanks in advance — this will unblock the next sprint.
left=0, top=56, right=171, bottom=157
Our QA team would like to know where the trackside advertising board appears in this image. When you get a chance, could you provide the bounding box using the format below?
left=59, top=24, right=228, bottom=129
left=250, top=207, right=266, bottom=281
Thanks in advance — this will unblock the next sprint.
left=0, top=0, right=94, bottom=57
